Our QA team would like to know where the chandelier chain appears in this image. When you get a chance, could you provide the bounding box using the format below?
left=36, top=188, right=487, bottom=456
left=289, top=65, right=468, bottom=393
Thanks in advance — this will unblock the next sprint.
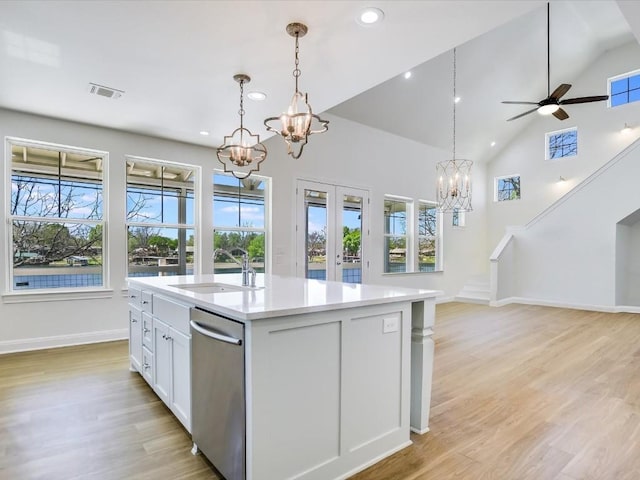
left=238, top=78, right=245, bottom=129
left=452, top=47, right=456, bottom=161
left=293, top=33, right=301, bottom=93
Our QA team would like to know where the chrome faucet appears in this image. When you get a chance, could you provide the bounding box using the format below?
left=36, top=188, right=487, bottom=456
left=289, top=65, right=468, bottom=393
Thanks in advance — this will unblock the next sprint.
left=213, top=248, right=257, bottom=287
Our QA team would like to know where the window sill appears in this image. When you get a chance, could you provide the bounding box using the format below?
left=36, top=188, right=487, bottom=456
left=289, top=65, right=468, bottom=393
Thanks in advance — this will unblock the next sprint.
left=2, top=288, right=114, bottom=304
left=382, top=270, right=443, bottom=276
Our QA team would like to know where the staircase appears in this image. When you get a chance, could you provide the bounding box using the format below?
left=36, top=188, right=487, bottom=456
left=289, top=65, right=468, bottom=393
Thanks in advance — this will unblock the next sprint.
left=455, top=274, right=490, bottom=304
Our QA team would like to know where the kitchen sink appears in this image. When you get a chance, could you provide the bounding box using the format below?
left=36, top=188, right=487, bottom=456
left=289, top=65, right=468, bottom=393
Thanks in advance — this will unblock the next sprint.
left=169, top=282, right=262, bottom=294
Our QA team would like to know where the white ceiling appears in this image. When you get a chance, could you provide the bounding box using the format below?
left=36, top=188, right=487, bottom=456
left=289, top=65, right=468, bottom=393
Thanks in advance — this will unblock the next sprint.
left=330, top=0, right=639, bottom=163
left=1, top=1, right=639, bottom=164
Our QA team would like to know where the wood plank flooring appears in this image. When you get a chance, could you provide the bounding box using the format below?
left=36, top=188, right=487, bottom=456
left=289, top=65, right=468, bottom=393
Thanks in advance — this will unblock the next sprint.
left=1, top=302, right=639, bottom=479
left=352, top=303, right=640, bottom=480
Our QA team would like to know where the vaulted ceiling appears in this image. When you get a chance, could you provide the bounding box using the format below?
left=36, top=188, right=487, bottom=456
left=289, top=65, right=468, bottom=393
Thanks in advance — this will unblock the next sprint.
left=2, top=1, right=639, bottom=164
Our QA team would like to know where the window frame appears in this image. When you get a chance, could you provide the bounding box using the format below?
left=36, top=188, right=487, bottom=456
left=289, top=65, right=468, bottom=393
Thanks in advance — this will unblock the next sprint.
left=417, top=200, right=443, bottom=272
left=383, top=195, right=412, bottom=274
left=383, top=195, right=442, bottom=274
left=608, top=69, right=640, bottom=108
left=545, top=126, right=578, bottom=161
left=494, top=174, right=521, bottom=202
left=4, top=136, right=109, bottom=295
left=213, top=170, right=271, bottom=275
left=125, top=155, right=199, bottom=279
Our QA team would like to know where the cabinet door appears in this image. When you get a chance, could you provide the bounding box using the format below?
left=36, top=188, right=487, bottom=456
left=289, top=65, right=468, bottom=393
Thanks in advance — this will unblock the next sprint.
left=152, top=318, right=171, bottom=405
left=129, top=307, right=142, bottom=372
left=141, top=346, right=153, bottom=385
left=142, top=312, right=153, bottom=351
left=170, top=328, right=191, bottom=431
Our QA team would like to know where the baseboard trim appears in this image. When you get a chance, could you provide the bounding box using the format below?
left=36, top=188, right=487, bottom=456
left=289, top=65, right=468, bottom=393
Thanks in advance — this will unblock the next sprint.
left=435, top=296, right=455, bottom=304
left=489, top=297, right=640, bottom=314
left=0, top=328, right=128, bottom=354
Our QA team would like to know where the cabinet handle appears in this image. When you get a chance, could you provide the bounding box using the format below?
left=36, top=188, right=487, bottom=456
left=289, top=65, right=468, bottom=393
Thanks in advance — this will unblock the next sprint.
left=143, top=328, right=150, bottom=334
left=162, top=334, right=166, bottom=339
left=130, top=295, right=137, bottom=299
left=143, top=363, right=151, bottom=370
left=166, top=335, right=172, bottom=341
left=142, top=300, right=149, bottom=305
left=132, top=319, right=138, bottom=323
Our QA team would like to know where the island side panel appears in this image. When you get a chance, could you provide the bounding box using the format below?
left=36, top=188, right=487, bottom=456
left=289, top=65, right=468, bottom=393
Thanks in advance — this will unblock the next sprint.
left=246, top=302, right=412, bottom=480
left=410, top=299, right=435, bottom=434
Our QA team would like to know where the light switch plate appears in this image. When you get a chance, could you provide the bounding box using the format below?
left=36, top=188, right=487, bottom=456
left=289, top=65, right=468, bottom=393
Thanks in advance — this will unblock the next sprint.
left=383, top=316, right=399, bottom=333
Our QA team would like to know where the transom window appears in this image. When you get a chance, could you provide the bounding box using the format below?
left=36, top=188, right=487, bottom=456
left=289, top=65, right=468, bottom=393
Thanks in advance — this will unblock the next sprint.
left=495, top=175, right=521, bottom=202
left=213, top=172, right=268, bottom=275
left=7, top=138, right=107, bottom=291
left=609, top=70, right=640, bottom=107
left=546, top=127, right=577, bottom=160
left=126, top=156, right=196, bottom=278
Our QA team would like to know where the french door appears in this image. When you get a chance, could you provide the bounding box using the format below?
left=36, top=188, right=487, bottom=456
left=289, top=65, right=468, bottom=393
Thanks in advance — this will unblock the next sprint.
left=296, top=180, right=369, bottom=283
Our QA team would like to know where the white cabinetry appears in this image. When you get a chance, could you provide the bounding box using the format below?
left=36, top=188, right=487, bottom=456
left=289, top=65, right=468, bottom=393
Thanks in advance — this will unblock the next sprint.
left=151, top=294, right=192, bottom=432
left=128, top=286, right=142, bottom=372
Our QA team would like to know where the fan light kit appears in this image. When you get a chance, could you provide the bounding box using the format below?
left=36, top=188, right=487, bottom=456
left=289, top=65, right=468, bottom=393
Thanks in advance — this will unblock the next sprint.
left=437, top=47, right=473, bottom=213
left=502, top=2, right=609, bottom=122
left=264, top=22, right=329, bottom=159
left=217, top=74, right=267, bottom=179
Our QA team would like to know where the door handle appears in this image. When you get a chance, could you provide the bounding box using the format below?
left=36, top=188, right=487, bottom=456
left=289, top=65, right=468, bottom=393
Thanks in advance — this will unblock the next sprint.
left=190, top=321, right=242, bottom=346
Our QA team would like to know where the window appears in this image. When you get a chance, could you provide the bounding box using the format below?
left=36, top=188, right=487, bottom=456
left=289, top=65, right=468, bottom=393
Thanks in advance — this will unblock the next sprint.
left=546, top=127, right=577, bottom=160
left=417, top=201, right=441, bottom=272
left=384, top=197, right=409, bottom=273
left=452, top=208, right=465, bottom=228
left=8, top=138, right=106, bottom=291
left=213, top=172, right=268, bottom=275
left=609, top=70, right=640, bottom=107
left=126, top=157, right=196, bottom=278
left=495, top=175, right=521, bottom=202
left=384, top=196, right=442, bottom=274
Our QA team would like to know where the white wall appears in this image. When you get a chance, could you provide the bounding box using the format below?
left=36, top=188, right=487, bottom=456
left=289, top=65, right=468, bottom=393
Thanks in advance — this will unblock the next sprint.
left=0, top=109, right=485, bottom=351
left=486, top=41, right=640, bottom=252
left=264, top=113, right=488, bottom=299
left=0, top=108, right=220, bottom=352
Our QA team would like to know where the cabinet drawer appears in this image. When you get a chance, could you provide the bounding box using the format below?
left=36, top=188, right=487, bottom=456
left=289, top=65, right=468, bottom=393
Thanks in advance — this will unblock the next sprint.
left=128, top=286, right=142, bottom=309
left=153, top=293, right=191, bottom=335
left=141, top=290, right=153, bottom=312
left=141, top=346, right=153, bottom=386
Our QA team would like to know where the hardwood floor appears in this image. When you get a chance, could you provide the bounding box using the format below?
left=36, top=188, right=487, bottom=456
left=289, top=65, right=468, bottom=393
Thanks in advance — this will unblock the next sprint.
left=1, top=303, right=639, bottom=479
left=352, top=303, right=640, bottom=480
left=0, top=341, right=218, bottom=480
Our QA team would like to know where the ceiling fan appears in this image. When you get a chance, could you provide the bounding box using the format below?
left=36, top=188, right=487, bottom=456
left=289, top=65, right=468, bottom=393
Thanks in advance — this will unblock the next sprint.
left=502, top=2, right=609, bottom=122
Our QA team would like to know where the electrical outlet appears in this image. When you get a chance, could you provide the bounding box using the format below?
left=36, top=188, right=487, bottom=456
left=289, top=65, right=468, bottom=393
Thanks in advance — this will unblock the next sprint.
left=383, top=316, right=399, bottom=333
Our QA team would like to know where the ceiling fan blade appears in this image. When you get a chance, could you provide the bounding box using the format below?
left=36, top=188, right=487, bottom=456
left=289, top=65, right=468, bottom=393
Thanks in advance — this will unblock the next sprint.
left=506, top=108, right=538, bottom=121
left=553, top=108, right=569, bottom=120
left=560, top=95, right=609, bottom=105
left=502, top=101, right=539, bottom=105
left=550, top=83, right=571, bottom=100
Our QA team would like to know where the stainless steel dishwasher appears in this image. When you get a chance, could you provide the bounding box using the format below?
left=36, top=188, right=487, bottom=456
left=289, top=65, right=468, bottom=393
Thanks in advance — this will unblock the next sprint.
left=190, top=307, right=245, bottom=480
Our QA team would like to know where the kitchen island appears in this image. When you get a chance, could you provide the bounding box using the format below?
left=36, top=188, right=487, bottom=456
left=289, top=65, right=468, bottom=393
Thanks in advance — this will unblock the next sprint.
left=127, top=274, right=437, bottom=480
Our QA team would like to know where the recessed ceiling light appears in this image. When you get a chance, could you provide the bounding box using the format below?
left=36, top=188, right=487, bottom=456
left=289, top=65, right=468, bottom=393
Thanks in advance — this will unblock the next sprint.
left=199, top=131, right=209, bottom=136
left=404, top=71, right=412, bottom=79
left=454, top=96, right=461, bottom=103
left=490, top=141, right=496, bottom=147
left=247, top=91, right=267, bottom=101
left=357, top=7, right=384, bottom=26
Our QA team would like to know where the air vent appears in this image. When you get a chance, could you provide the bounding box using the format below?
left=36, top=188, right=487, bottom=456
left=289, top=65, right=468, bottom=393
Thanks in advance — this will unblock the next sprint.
left=87, top=83, right=124, bottom=99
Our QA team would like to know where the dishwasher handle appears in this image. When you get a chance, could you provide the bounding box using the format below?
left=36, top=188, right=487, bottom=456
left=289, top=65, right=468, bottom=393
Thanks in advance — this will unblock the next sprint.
left=190, top=320, right=243, bottom=346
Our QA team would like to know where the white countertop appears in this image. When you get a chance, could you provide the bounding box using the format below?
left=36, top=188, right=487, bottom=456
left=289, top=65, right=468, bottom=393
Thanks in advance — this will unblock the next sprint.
left=128, top=274, right=439, bottom=321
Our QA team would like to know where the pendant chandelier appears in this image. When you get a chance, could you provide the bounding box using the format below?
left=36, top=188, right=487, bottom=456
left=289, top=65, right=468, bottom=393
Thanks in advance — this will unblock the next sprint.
left=217, top=74, right=267, bottom=179
left=436, top=48, right=473, bottom=213
left=264, top=22, right=329, bottom=159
